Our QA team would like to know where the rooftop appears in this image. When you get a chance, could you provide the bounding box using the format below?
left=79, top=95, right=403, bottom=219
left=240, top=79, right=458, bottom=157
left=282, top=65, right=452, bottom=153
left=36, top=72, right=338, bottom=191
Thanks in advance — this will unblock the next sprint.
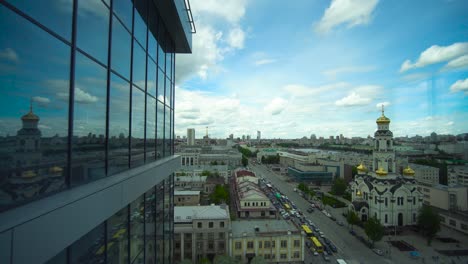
left=174, top=205, right=229, bottom=223
left=174, top=190, right=201, bottom=196
left=231, top=219, right=298, bottom=237
left=236, top=170, right=256, bottom=177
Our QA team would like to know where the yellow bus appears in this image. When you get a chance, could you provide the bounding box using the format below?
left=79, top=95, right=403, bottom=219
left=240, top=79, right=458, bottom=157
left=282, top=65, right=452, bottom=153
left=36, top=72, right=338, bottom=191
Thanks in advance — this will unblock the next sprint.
left=301, top=224, right=313, bottom=237
left=311, top=236, right=324, bottom=253
left=284, top=203, right=291, bottom=211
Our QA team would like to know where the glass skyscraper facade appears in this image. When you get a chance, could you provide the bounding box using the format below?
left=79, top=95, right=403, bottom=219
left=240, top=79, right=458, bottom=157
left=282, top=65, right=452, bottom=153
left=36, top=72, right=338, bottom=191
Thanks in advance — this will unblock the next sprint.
left=0, top=0, right=192, bottom=263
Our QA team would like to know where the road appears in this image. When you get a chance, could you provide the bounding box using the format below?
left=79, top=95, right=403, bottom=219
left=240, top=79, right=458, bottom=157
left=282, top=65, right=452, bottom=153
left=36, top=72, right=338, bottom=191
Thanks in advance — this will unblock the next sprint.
left=251, top=162, right=392, bottom=264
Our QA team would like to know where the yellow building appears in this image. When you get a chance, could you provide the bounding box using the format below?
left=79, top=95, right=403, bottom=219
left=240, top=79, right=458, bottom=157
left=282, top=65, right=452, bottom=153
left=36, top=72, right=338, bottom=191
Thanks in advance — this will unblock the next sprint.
left=229, top=220, right=305, bottom=263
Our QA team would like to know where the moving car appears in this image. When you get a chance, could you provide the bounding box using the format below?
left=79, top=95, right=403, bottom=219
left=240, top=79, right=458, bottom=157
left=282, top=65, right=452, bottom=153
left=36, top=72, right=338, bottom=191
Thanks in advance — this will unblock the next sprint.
left=373, top=248, right=384, bottom=256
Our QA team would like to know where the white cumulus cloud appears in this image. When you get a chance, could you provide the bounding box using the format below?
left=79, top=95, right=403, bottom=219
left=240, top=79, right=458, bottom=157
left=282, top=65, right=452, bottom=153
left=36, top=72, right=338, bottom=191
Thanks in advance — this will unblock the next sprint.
left=442, top=55, right=468, bottom=71
left=32, top=96, right=51, bottom=106
left=400, top=42, right=468, bottom=72
left=376, top=101, right=390, bottom=109
left=450, top=78, right=468, bottom=94
left=0, top=48, right=19, bottom=63
left=190, top=0, right=247, bottom=24
left=335, top=92, right=372, bottom=107
left=314, top=0, right=379, bottom=34
left=227, top=27, right=245, bottom=49
left=264, top=98, right=288, bottom=115
left=254, top=59, right=276, bottom=66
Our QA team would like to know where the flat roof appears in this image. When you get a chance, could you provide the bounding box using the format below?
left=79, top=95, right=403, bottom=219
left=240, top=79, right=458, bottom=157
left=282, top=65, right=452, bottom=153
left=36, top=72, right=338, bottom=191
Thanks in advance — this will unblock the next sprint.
left=231, top=219, right=297, bottom=237
left=174, top=205, right=229, bottom=223
left=174, top=190, right=201, bottom=195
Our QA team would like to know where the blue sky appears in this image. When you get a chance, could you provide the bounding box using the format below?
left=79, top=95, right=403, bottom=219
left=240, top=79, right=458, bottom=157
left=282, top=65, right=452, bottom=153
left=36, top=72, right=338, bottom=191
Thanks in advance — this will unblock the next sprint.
left=176, top=0, right=468, bottom=139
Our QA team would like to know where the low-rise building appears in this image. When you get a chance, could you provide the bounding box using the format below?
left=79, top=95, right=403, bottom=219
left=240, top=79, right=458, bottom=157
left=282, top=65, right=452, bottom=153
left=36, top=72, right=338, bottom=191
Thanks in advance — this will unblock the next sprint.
left=410, top=163, right=440, bottom=185
left=174, top=205, right=231, bottom=263
left=448, top=165, right=468, bottom=187
left=418, top=184, right=468, bottom=212
left=229, top=220, right=305, bottom=263
left=231, top=170, right=277, bottom=219
left=175, top=175, right=207, bottom=191
left=175, top=190, right=201, bottom=206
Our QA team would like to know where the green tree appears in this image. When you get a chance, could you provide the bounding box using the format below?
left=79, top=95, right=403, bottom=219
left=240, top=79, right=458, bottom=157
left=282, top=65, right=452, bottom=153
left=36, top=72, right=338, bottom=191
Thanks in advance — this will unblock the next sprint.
left=261, top=156, right=266, bottom=164
left=214, top=255, right=239, bottom=264
left=250, top=256, right=267, bottom=264
left=346, top=210, right=360, bottom=230
left=200, top=170, right=212, bottom=177
left=331, top=178, right=347, bottom=196
left=351, top=166, right=358, bottom=178
left=209, top=184, right=229, bottom=204
left=364, top=216, right=384, bottom=247
left=200, top=258, right=210, bottom=264
left=242, top=155, right=248, bottom=167
left=417, top=205, right=441, bottom=246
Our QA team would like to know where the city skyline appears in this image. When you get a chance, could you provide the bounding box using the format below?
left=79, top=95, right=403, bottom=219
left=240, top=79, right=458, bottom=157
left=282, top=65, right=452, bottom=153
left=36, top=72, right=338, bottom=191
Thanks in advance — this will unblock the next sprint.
left=175, top=0, right=468, bottom=139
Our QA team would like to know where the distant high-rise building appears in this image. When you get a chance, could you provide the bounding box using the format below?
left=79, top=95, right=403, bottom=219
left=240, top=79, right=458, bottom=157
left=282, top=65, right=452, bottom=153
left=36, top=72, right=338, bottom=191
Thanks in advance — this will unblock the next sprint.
left=0, top=1, right=194, bottom=263
left=257, top=130, right=261, bottom=140
left=229, top=133, right=234, bottom=139
left=242, top=135, right=246, bottom=141
left=187, top=128, right=195, bottom=145
left=247, top=135, right=251, bottom=141
left=310, top=134, right=317, bottom=141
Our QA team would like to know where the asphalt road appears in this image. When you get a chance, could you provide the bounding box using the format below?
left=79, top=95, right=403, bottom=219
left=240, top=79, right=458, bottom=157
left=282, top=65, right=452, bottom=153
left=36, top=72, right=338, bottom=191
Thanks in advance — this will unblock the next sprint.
left=250, top=163, right=392, bottom=264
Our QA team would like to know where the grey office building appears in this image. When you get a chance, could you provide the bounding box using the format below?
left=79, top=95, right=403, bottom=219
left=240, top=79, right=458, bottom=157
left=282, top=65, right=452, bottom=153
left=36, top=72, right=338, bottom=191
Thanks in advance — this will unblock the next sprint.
left=0, top=0, right=194, bottom=263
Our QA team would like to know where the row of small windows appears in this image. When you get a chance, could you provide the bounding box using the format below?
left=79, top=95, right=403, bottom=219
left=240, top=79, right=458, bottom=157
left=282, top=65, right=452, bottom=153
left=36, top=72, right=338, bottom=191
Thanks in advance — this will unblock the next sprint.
left=234, top=239, right=299, bottom=250
left=244, top=201, right=268, bottom=207
left=197, top=221, right=225, bottom=228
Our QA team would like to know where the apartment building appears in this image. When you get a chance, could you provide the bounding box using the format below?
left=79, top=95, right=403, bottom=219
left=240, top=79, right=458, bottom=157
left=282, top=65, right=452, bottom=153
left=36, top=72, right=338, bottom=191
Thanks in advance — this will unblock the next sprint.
left=229, top=220, right=305, bottom=263
left=174, top=205, right=230, bottom=263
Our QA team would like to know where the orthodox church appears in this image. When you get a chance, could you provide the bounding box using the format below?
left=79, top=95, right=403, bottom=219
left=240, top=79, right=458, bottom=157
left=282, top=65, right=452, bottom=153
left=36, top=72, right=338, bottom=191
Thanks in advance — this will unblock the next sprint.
left=349, top=107, right=422, bottom=227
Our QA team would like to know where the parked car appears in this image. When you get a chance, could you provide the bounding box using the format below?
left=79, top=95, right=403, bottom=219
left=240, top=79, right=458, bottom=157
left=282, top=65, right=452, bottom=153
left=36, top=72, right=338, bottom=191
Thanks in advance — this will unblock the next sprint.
left=373, top=248, right=384, bottom=256
left=349, top=230, right=356, bottom=236
left=336, top=221, right=344, bottom=226
left=323, top=237, right=331, bottom=245
left=329, top=243, right=338, bottom=253
left=307, top=208, right=314, bottom=213
left=322, top=251, right=330, bottom=262
left=306, top=241, right=311, bottom=248
left=319, top=231, right=325, bottom=238
left=324, top=244, right=332, bottom=255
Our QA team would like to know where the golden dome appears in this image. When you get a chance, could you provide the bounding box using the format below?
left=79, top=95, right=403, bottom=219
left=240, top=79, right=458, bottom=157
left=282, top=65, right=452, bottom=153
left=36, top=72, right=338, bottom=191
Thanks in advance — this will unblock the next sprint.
left=21, top=102, right=39, bottom=121
left=375, top=167, right=388, bottom=176
left=403, top=166, right=415, bottom=176
left=22, top=170, right=37, bottom=178
left=376, top=105, right=390, bottom=124
left=357, top=162, right=367, bottom=172
left=49, top=166, right=63, bottom=174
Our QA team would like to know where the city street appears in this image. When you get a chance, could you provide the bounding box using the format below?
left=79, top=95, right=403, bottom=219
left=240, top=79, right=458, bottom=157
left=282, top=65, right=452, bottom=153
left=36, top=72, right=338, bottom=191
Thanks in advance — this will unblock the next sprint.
left=251, top=162, right=392, bottom=264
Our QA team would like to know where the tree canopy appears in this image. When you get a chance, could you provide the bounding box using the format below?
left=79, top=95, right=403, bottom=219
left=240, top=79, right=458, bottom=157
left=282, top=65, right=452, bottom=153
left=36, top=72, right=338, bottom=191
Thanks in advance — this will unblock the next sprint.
left=209, top=184, right=230, bottom=204
left=242, top=155, right=248, bottom=167
left=417, top=205, right=441, bottom=246
left=346, top=210, right=360, bottom=230
left=331, top=178, right=347, bottom=196
left=364, top=216, right=384, bottom=247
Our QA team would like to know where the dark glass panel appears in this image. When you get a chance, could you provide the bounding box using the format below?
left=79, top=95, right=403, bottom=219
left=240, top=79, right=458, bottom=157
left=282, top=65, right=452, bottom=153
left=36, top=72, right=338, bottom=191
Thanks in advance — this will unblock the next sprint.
left=0, top=6, right=69, bottom=212
left=76, top=0, right=109, bottom=65
left=133, top=4, right=147, bottom=49
left=157, top=68, right=165, bottom=103
left=70, top=223, right=105, bottom=264
left=157, top=26, right=166, bottom=73
left=71, top=52, right=107, bottom=185
left=164, top=106, right=171, bottom=157
left=111, top=17, right=131, bottom=79
left=130, top=195, right=144, bottom=264
left=163, top=178, right=171, bottom=263
left=113, top=0, right=133, bottom=30
left=167, top=52, right=173, bottom=84
left=147, top=60, right=157, bottom=97
left=107, top=206, right=129, bottom=264
left=146, top=96, right=156, bottom=161
left=8, top=0, right=72, bottom=40
left=132, top=40, right=146, bottom=90
left=45, top=248, right=66, bottom=264
left=130, top=86, right=145, bottom=167
left=109, top=74, right=130, bottom=175
left=155, top=181, right=165, bottom=263
left=145, top=187, right=156, bottom=264
left=147, top=2, right=158, bottom=61
left=156, top=102, right=164, bottom=160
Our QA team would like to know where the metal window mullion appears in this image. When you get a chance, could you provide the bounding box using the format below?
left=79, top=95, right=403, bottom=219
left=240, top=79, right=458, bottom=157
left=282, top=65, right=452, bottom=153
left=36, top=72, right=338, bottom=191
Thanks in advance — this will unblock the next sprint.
left=105, top=0, right=113, bottom=176
left=128, top=4, right=135, bottom=169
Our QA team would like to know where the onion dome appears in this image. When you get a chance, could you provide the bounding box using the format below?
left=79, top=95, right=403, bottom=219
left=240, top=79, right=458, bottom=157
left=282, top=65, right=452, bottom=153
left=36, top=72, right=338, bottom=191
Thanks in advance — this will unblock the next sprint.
left=376, top=105, right=390, bottom=124
left=403, top=166, right=415, bottom=176
left=22, top=170, right=37, bottom=178
left=375, top=167, right=388, bottom=176
left=356, top=162, right=367, bottom=173
left=21, top=102, right=40, bottom=121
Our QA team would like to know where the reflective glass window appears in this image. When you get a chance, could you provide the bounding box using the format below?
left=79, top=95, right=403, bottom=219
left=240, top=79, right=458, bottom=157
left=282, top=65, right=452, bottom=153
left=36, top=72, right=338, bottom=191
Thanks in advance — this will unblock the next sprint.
left=145, top=187, right=156, bottom=264
left=130, top=195, right=144, bottom=264
left=132, top=40, right=146, bottom=89
left=157, top=68, right=165, bottom=103
left=0, top=6, right=69, bottom=212
left=146, top=96, right=156, bottom=161
left=70, top=223, right=105, bottom=264
left=167, top=52, right=173, bottom=84
left=133, top=7, right=147, bottom=49
left=147, top=4, right=158, bottom=61
left=107, top=206, right=129, bottom=264
left=8, top=0, right=72, bottom=40
left=164, top=106, right=171, bottom=157
left=111, top=17, right=131, bottom=79
left=165, top=76, right=171, bottom=108
left=131, top=87, right=145, bottom=167
left=71, top=52, right=107, bottom=185
left=157, top=42, right=165, bottom=73
left=76, top=0, right=109, bottom=65
left=109, top=74, right=130, bottom=175
left=163, top=178, right=171, bottom=263
left=156, top=102, right=164, bottom=160
left=147, top=60, right=157, bottom=97
left=113, top=0, right=133, bottom=30
left=155, top=181, right=165, bottom=263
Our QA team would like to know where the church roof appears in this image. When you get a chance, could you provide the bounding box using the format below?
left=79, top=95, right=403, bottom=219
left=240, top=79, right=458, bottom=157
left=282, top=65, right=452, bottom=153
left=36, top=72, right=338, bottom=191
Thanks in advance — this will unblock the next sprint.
left=352, top=201, right=369, bottom=211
